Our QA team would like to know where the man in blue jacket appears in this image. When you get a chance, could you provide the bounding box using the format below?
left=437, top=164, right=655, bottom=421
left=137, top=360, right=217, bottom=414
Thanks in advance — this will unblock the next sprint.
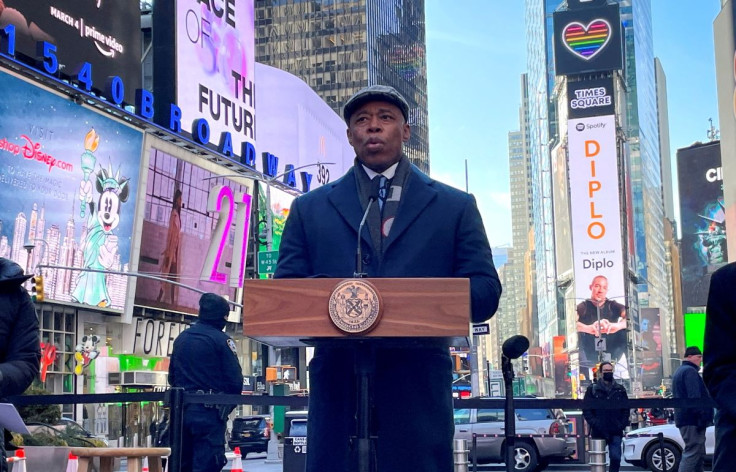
left=169, top=293, right=243, bottom=472
left=673, top=346, right=713, bottom=472
left=275, top=85, right=501, bottom=472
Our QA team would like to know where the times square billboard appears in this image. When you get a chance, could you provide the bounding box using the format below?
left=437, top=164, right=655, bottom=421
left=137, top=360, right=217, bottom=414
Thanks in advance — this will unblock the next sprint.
left=568, top=111, right=628, bottom=380
left=153, top=0, right=256, bottom=153
left=134, top=147, right=253, bottom=316
left=0, top=0, right=142, bottom=104
left=0, top=69, right=143, bottom=311
left=676, top=141, right=727, bottom=309
left=553, top=2, right=623, bottom=76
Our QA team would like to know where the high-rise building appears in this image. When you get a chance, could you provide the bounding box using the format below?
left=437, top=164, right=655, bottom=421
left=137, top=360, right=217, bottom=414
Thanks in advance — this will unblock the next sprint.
left=525, top=0, right=670, bottom=394
left=524, top=0, right=564, bottom=397
left=619, top=1, right=669, bottom=329
left=714, top=1, right=736, bottom=256
left=254, top=0, right=430, bottom=172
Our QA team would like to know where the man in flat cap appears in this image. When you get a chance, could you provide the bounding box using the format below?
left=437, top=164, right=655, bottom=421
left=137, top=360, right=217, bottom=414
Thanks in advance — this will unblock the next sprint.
left=275, top=85, right=501, bottom=472
left=673, top=346, right=713, bottom=472
left=169, top=293, right=243, bottom=472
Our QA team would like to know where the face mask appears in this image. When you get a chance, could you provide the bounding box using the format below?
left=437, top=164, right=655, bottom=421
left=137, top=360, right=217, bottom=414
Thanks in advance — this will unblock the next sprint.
left=603, top=372, right=614, bottom=382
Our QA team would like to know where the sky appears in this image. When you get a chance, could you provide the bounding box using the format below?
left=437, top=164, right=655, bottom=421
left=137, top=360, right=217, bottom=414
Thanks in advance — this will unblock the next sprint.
left=425, top=0, right=723, bottom=248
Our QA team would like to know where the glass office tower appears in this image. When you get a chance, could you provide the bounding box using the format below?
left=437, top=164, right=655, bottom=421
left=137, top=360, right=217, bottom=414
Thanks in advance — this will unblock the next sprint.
left=254, top=0, right=430, bottom=172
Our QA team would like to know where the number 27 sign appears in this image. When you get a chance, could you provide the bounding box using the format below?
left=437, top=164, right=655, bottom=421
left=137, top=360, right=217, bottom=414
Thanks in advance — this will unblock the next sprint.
left=201, top=185, right=253, bottom=288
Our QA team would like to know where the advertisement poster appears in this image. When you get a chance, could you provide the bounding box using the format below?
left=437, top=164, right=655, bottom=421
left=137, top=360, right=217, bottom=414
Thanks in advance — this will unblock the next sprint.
left=676, top=141, right=727, bottom=309
left=135, top=148, right=253, bottom=315
left=175, top=0, right=255, bottom=149
left=0, top=0, right=142, bottom=104
left=0, top=70, right=143, bottom=310
left=568, top=114, right=628, bottom=379
left=256, top=181, right=295, bottom=277
left=639, top=308, right=663, bottom=390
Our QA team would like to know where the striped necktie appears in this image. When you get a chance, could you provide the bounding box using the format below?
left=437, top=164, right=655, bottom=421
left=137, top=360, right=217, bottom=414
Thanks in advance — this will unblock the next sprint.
left=377, top=175, right=389, bottom=212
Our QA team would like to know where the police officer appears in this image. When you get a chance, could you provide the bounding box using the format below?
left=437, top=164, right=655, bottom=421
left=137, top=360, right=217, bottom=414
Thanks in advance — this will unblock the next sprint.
left=169, top=293, right=243, bottom=472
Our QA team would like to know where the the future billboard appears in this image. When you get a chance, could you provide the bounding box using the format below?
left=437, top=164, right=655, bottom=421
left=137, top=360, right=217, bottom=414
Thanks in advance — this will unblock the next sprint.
left=0, top=70, right=143, bottom=310
left=134, top=148, right=254, bottom=316
left=0, top=0, right=142, bottom=104
left=569, top=113, right=628, bottom=379
left=553, top=3, right=623, bottom=76
left=676, top=141, right=727, bottom=309
left=174, top=0, right=255, bottom=150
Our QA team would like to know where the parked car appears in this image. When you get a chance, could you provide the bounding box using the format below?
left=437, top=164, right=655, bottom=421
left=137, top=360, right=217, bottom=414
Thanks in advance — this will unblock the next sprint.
left=228, top=415, right=271, bottom=456
left=454, top=403, right=575, bottom=472
left=623, top=423, right=715, bottom=472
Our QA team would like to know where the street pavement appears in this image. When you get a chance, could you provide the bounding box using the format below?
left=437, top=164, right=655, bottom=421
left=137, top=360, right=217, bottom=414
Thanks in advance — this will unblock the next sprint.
left=221, top=452, right=711, bottom=471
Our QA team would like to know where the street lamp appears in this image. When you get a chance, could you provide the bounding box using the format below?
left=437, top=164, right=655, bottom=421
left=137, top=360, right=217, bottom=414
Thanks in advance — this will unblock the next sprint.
left=203, top=162, right=335, bottom=251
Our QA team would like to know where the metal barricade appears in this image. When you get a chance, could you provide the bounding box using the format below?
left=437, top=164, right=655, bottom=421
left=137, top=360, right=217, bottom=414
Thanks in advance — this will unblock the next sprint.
left=453, top=438, right=469, bottom=472
left=588, top=438, right=607, bottom=472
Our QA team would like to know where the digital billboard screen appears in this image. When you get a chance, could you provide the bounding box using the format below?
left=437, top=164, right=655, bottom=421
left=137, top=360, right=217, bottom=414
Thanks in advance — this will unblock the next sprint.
left=0, top=69, right=143, bottom=311
left=0, top=0, right=142, bottom=104
left=676, top=141, right=726, bottom=309
left=567, top=77, right=615, bottom=119
left=568, top=114, right=628, bottom=380
left=134, top=148, right=254, bottom=316
left=639, top=308, right=663, bottom=390
left=175, top=0, right=255, bottom=150
left=553, top=3, right=623, bottom=76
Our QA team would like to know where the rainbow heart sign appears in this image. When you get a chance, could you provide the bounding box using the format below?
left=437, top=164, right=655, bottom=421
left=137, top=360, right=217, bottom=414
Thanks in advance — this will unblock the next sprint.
left=562, top=19, right=612, bottom=60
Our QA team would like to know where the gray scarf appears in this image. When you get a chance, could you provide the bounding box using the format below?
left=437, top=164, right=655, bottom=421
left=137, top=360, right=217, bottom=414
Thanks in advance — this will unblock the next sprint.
left=354, top=156, right=411, bottom=260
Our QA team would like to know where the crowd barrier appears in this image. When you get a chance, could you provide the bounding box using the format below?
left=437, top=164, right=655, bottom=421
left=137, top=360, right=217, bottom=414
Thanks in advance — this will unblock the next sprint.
left=7, top=392, right=714, bottom=472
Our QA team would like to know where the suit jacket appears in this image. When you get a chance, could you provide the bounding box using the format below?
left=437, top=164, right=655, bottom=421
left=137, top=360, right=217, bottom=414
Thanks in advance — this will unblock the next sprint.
left=274, top=163, right=501, bottom=472
left=704, top=261, right=736, bottom=418
left=275, top=164, right=501, bottom=322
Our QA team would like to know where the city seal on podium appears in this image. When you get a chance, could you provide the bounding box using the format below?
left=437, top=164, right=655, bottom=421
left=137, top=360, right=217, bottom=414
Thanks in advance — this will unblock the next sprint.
left=328, top=279, right=383, bottom=334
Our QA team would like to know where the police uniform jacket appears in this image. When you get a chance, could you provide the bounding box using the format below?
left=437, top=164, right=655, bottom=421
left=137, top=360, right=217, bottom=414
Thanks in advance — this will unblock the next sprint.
left=169, top=321, right=242, bottom=395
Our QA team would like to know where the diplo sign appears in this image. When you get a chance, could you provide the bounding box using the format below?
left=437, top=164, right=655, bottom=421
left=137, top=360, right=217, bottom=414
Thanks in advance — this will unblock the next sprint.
left=568, top=113, right=625, bottom=302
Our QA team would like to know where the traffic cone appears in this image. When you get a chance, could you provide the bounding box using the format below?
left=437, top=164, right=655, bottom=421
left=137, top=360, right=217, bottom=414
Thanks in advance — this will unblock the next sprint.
left=8, top=448, right=27, bottom=472
left=141, top=456, right=150, bottom=472
left=66, top=452, right=79, bottom=472
left=231, top=447, right=244, bottom=472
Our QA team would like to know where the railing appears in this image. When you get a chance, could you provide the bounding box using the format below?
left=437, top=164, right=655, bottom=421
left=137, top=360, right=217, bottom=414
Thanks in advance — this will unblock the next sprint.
left=8, top=393, right=715, bottom=472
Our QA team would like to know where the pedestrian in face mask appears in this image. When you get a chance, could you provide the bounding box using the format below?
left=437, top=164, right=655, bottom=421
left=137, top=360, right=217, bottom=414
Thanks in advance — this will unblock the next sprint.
left=582, top=362, right=630, bottom=472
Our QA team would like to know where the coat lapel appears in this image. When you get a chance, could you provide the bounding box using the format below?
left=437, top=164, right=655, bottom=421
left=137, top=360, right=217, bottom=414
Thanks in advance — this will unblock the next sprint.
left=383, top=167, right=437, bottom=252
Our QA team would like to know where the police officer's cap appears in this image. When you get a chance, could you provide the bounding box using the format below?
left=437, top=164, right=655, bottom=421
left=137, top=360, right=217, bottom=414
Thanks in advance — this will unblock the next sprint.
left=199, top=293, right=230, bottom=320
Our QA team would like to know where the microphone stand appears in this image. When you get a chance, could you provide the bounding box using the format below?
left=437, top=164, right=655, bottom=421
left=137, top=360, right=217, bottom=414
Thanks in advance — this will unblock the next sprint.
left=353, top=194, right=378, bottom=471
left=502, top=354, right=516, bottom=472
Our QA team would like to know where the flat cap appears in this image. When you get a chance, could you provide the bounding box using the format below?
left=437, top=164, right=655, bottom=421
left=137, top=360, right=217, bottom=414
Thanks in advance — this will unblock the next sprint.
left=343, top=85, right=410, bottom=123
left=199, top=293, right=230, bottom=321
left=684, top=346, right=702, bottom=357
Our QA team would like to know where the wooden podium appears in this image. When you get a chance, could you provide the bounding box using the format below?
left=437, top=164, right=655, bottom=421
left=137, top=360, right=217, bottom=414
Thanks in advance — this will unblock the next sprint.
left=243, top=277, right=471, bottom=472
left=242, top=278, right=471, bottom=347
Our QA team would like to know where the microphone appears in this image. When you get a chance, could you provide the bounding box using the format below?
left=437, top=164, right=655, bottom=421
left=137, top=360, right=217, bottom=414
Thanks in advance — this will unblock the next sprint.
left=354, top=178, right=381, bottom=278
left=502, top=335, right=530, bottom=360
